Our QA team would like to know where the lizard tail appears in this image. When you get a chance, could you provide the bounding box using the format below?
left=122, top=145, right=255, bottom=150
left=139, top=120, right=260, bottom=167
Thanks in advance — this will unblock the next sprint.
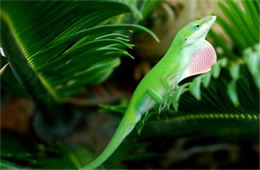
left=81, top=109, right=137, bottom=169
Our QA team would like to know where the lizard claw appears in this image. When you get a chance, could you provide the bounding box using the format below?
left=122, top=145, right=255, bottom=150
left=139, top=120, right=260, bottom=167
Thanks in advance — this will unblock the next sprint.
left=158, top=104, right=165, bottom=114
left=158, top=93, right=175, bottom=115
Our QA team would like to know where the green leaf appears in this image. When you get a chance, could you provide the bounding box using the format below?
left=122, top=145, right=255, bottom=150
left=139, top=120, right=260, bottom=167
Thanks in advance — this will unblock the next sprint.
left=219, top=58, right=228, bottom=67
left=208, top=30, right=237, bottom=58
left=172, top=84, right=189, bottom=111
left=215, top=0, right=260, bottom=52
left=241, top=0, right=259, bottom=40
left=225, top=0, right=256, bottom=44
left=211, top=62, right=221, bottom=78
left=227, top=80, right=239, bottom=107
left=189, top=76, right=202, bottom=100
left=201, top=72, right=211, bottom=88
left=243, top=43, right=260, bottom=88
left=229, top=63, right=240, bottom=80
left=141, top=0, right=162, bottom=18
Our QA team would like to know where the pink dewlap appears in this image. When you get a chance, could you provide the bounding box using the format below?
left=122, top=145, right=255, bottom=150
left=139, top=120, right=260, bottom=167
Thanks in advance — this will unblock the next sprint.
left=182, top=41, right=217, bottom=80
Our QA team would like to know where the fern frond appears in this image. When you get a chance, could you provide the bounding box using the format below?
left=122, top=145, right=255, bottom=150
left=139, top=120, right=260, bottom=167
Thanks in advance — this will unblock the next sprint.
left=1, top=0, right=158, bottom=142
left=1, top=1, right=157, bottom=102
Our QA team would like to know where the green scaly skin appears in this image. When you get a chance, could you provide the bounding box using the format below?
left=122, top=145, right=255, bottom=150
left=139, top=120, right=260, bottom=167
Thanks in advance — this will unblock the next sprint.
left=83, top=16, right=217, bottom=169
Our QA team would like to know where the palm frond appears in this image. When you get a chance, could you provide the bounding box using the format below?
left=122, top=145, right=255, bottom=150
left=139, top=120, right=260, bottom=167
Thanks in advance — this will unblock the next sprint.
left=1, top=57, right=28, bottom=97
left=141, top=0, right=162, bottom=19
left=211, top=0, right=259, bottom=54
left=1, top=1, right=157, bottom=102
left=0, top=1, right=158, bottom=136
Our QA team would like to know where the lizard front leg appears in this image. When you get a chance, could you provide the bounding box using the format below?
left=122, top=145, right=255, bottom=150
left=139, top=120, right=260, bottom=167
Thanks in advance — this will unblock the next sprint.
left=161, top=74, right=172, bottom=93
left=147, top=88, right=164, bottom=104
left=161, top=74, right=180, bottom=110
left=147, top=88, right=167, bottom=114
left=161, top=71, right=181, bottom=92
left=146, top=75, right=173, bottom=106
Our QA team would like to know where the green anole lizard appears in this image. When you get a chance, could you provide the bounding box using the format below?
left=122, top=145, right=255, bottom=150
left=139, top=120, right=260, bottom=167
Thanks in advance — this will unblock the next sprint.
left=83, top=16, right=217, bottom=169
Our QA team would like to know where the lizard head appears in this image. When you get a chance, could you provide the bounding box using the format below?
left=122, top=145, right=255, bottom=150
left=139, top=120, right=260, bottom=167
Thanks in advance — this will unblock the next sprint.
left=177, top=16, right=216, bottom=47
left=174, top=16, right=217, bottom=82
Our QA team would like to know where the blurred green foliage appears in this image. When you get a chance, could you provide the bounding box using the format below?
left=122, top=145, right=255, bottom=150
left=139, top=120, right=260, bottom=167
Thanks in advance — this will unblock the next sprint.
left=0, top=0, right=259, bottom=169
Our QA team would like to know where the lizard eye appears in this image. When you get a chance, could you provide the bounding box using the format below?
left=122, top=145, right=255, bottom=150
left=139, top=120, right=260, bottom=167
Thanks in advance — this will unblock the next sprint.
left=192, top=24, right=200, bottom=30
left=185, top=38, right=187, bottom=41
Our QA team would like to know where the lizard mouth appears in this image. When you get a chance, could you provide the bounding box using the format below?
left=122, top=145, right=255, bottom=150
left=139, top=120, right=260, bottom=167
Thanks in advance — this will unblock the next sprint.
left=190, top=26, right=209, bottom=40
left=189, top=16, right=216, bottom=41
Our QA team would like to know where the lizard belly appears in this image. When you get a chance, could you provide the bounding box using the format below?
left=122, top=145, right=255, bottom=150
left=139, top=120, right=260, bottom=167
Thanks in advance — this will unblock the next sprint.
left=136, top=96, right=154, bottom=117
